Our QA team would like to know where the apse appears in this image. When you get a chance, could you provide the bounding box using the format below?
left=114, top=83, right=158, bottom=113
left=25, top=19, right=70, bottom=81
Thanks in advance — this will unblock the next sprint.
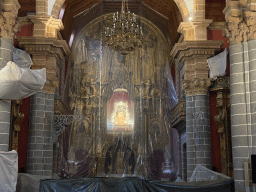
left=62, top=13, right=177, bottom=179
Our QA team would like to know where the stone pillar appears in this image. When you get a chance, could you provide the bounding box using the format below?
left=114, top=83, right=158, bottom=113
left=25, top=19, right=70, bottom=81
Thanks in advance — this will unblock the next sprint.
left=17, top=16, right=69, bottom=175
left=170, top=40, right=223, bottom=180
left=182, top=79, right=211, bottom=178
left=27, top=92, right=54, bottom=176
left=223, top=1, right=256, bottom=191
left=0, top=0, right=21, bottom=151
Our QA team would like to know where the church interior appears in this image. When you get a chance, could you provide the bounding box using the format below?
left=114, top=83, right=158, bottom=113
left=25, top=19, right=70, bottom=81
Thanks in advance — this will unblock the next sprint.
left=1, top=0, right=256, bottom=191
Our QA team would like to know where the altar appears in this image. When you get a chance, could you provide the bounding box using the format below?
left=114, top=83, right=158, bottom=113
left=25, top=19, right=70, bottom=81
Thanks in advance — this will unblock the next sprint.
left=56, top=13, right=178, bottom=179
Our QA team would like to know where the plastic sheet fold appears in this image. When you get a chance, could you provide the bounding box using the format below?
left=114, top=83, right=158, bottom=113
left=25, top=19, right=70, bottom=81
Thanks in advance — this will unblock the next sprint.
left=0, top=61, right=46, bottom=100
left=39, top=177, right=234, bottom=192
left=0, top=150, right=18, bottom=192
left=189, top=164, right=231, bottom=182
left=13, top=48, right=33, bottom=68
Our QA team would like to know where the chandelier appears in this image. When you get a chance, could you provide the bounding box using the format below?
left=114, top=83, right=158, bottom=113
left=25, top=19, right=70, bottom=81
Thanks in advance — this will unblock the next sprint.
left=104, top=0, right=143, bottom=55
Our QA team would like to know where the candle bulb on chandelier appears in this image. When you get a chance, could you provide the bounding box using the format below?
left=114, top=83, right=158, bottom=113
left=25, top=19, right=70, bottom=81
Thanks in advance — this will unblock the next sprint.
left=128, top=11, right=130, bottom=21
left=113, top=13, right=116, bottom=22
left=106, top=27, right=109, bottom=36
left=126, top=21, right=128, bottom=30
left=122, top=23, right=124, bottom=31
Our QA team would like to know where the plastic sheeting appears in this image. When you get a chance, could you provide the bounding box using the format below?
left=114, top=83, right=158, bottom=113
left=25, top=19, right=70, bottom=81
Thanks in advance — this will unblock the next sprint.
left=39, top=177, right=234, bottom=192
left=189, top=164, right=231, bottom=182
left=16, top=173, right=60, bottom=192
left=13, top=48, right=33, bottom=68
left=0, top=61, right=46, bottom=100
left=59, top=14, right=177, bottom=179
left=0, top=150, right=18, bottom=192
left=207, top=48, right=227, bottom=80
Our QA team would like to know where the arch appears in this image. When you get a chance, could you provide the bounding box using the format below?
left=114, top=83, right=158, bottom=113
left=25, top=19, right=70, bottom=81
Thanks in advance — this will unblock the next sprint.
left=50, top=0, right=192, bottom=22
left=51, top=0, right=65, bottom=18
left=174, top=0, right=191, bottom=21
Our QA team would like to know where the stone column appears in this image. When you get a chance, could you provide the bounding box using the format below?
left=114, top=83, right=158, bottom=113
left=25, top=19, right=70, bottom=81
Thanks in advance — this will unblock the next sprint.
left=223, top=1, right=256, bottom=191
left=170, top=40, right=223, bottom=180
left=0, top=0, right=21, bottom=151
left=17, top=16, right=69, bottom=175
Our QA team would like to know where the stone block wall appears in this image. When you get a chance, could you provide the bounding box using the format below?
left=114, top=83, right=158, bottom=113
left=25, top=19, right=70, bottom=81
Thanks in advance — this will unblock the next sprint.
left=229, top=39, right=256, bottom=192
left=0, top=38, right=13, bottom=152
left=185, top=93, right=211, bottom=180
left=27, top=92, right=54, bottom=176
left=185, top=95, right=196, bottom=180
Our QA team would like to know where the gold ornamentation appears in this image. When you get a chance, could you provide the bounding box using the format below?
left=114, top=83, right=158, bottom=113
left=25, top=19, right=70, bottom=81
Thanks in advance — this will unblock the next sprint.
left=171, top=100, right=186, bottom=129
left=9, top=100, right=24, bottom=151
left=210, top=76, right=233, bottom=177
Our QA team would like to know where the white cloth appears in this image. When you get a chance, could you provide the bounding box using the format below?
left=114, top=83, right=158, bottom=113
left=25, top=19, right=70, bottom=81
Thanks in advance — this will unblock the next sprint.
left=0, top=61, right=46, bottom=100
left=0, top=151, right=18, bottom=192
left=13, top=48, right=33, bottom=69
left=207, top=48, right=227, bottom=80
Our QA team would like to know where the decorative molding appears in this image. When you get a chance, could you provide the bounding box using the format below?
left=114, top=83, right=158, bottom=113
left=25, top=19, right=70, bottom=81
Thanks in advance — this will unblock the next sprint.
left=54, top=99, right=71, bottom=115
left=28, top=16, right=64, bottom=30
left=182, top=78, right=211, bottom=96
left=170, top=40, right=224, bottom=63
left=16, top=37, right=70, bottom=59
left=17, top=36, right=70, bottom=94
left=18, top=17, right=33, bottom=26
left=9, top=100, right=24, bottom=151
left=208, top=22, right=225, bottom=31
left=171, top=100, right=186, bottom=131
left=42, top=79, right=59, bottom=95
left=223, top=1, right=256, bottom=45
left=178, top=20, right=213, bottom=41
left=210, top=76, right=233, bottom=177
left=0, top=11, right=21, bottom=39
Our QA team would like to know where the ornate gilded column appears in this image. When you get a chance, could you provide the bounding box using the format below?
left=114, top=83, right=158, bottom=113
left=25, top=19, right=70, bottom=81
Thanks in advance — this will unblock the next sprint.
left=210, top=77, right=233, bottom=177
left=223, top=1, right=256, bottom=191
left=170, top=40, right=223, bottom=180
left=16, top=16, right=70, bottom=176
left=0, top=0, right=21, bottom=152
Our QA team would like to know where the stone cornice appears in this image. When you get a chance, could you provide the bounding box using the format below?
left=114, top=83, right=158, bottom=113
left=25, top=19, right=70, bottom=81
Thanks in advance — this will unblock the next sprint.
left=178, top=20, right=213, bottom=41
left=18, top=17, right=33, bottom=26
left=182, top=78, right=211, bottom=96
left=28, top=16, right=64, bottom=30
left=16, top=37, right=70, bottom=94
left=16, top=36, right=70, bottom=60
left=170, top=40, right=224, bottom=63
left=208, top=22, right=225, bottom=31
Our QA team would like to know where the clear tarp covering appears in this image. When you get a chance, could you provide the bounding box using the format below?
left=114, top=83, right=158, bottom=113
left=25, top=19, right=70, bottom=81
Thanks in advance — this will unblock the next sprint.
left=0, top=151, right=18, bottom=192
left=0, top=61, right=46, bottom=100
left=60, top=13, right=178, bottom=179
left=189, top=164, right=231, bottom=182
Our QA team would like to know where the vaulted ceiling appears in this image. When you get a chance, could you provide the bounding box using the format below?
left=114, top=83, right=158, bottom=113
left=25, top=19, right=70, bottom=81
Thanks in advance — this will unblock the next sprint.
left=61, top=0, right=182, bottom=47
